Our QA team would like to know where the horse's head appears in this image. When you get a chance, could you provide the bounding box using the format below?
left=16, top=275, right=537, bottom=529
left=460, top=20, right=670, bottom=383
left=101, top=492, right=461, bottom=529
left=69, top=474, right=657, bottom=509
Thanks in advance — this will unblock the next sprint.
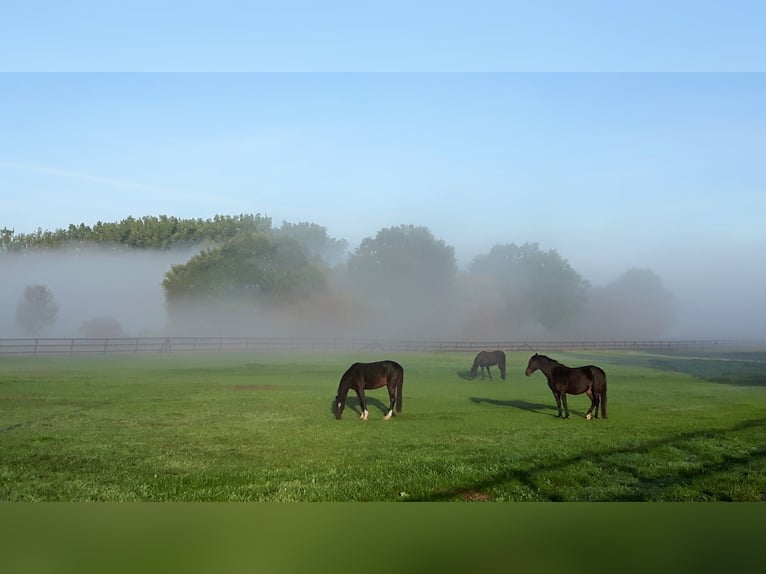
left=525, top=353, right=540, bottom=376
left=333, top=395, right=345, bottom=419
left=469, top=353, right=483, bottom=379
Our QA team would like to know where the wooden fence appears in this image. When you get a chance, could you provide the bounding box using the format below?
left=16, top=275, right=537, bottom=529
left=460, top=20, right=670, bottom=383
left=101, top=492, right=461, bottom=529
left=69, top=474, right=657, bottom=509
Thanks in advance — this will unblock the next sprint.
left=0, top=337, right=760, bottom=357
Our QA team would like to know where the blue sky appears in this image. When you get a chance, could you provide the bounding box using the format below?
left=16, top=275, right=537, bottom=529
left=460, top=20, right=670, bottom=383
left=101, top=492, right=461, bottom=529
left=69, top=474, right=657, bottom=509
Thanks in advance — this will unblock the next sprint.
left=1, top=2, right=765, bottom=337
left=2, top=1, right=765, bottom=71
left=2, top=73, right=764, bottom=273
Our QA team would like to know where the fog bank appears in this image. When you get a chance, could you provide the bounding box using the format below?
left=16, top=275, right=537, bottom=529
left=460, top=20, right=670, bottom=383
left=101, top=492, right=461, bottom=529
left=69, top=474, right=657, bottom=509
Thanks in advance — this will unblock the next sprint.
left=1, top=247, right=198, bottom=338
left=1, top=244, right=764, bottom=342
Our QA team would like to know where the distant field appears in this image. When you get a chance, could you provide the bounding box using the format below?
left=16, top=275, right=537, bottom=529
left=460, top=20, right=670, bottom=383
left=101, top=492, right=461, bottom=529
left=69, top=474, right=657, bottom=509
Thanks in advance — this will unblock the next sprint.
left=1, top=350, right=764, bottom=501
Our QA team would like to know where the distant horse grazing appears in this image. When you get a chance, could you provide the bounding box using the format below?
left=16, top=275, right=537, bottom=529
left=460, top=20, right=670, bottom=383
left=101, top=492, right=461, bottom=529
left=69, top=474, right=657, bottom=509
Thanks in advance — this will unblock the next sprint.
left=524, top=353, right=607, bottom=419
left=334, top=360, right=404, bottom=421
left=470, top=350, right=506, bottom=380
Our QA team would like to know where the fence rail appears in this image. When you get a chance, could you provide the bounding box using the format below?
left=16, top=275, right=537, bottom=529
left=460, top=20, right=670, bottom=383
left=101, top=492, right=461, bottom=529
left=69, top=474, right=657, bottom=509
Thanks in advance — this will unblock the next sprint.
left=0, top=337, right=761, bottom=357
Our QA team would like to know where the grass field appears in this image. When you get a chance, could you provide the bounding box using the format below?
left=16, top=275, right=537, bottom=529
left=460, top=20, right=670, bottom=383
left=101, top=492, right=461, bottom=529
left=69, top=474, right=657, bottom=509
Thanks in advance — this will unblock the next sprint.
left=1, top=349, right=765, bottom=501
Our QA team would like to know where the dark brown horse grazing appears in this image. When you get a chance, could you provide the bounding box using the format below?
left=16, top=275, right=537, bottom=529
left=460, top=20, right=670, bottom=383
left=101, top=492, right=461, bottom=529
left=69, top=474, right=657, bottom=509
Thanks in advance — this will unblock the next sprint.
left=334, top=360, right=404, bottom=421
left=524, top=353, right=607, bottom=419
left=470, top=350, right=506, bottom=380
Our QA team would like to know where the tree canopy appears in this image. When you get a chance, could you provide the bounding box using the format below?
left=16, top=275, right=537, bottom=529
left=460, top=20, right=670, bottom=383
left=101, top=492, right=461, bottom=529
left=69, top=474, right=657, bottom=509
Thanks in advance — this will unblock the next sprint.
left=2, top=214, right=677, bottom=339
left=339, top=224, right=459, bottom=337
left=579, top=268, right=676, bottom=339
left=347, top=224, right=457, bottom=304
left=349, top=225, right=456, bottom=290
left=274, top=221, right=349, bottom=266
left=16, top=284, right=58, bottom=336
left=162, top=232, right=326, bottom=304
left=470, top=242, right=589, bottom=333
left=1, top=214, right=272, bottom=251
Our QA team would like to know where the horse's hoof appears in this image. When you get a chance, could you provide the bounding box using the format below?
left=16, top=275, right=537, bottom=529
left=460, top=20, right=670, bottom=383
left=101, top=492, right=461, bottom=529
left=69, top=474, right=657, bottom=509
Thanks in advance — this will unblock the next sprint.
left=586, top=413, right=592, bottom=420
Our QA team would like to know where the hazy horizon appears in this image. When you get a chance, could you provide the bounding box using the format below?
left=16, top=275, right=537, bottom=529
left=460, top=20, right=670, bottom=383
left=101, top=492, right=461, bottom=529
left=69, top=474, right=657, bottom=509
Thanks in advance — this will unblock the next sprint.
left=2, top=72, right=765, bottom=343
left=1, top=239, right=763, bottom=342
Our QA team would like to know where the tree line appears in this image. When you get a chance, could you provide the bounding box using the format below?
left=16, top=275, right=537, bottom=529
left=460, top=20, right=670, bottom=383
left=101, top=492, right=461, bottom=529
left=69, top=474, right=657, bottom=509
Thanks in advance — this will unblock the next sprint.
left=3, top=214, right=675, bottom=339
left=1, top=214, right=273, bottom=251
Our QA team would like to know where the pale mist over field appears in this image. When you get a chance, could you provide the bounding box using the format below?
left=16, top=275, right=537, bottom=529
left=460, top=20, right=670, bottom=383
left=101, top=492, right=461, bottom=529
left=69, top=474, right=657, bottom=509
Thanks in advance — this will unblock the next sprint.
left=0, top=247, right=198, bottom=338
left=1, top=240, right=764, bottom=342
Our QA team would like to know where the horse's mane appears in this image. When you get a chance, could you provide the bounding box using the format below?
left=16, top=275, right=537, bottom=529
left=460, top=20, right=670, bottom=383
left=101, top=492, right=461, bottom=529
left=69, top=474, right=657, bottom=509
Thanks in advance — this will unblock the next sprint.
left=534, top=353, right=561, bottom=365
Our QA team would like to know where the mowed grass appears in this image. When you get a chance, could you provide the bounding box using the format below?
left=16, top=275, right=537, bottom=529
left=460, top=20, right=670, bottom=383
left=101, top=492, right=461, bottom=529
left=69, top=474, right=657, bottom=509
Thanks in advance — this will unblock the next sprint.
left=1, top=350, right=765, bottom=501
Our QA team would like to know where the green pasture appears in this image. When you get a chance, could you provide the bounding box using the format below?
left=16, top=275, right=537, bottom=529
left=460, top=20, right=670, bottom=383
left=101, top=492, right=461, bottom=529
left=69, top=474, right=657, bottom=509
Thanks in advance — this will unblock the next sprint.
left=1, top=350, right=765, bottom=501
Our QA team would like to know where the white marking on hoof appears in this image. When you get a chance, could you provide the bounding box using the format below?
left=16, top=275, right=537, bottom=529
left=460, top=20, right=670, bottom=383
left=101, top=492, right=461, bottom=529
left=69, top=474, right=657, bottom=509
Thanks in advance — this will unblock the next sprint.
left=361, top=409, right=369, bottom=421
left=384, top=410, right=393, bottom=421
left=586, top=413, right=592, bottom=420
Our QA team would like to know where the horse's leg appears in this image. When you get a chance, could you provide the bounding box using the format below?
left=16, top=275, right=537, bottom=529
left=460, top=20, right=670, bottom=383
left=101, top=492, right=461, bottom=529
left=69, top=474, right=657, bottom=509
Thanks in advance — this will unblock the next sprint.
left=585, top=389, right=596, bottom=420
left=561, top=393, right=570, bottom=419
left=592, top=394, right=600, bottom=419
left=488, top=366, right=492, bottom=380
left=355, top=387, right=369, bottom=420
left=384, top=383, right=396, bottom=420
left=552, top=390, right=563, bottom=418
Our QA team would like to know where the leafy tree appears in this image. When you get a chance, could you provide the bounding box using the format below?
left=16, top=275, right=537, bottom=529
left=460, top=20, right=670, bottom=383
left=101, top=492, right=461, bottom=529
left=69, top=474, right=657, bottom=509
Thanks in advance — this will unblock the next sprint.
left=1, top=227, right=14, bottom=250
left=469, top=243, right=588, bottom=334
left=275, top=221, right=349, bottom=266
left=343, top=225, right=458, bottom=337
left=162, top=232, right=326, bottom=304
left=161, top=232, right=328, bottom=335
left=3, top=213, right=273, bottom=251
left=578, top=268, right=675, bottom=339
left=16, top=284, right=59, bottom=336
left=347, top=224, right=457, bottom=304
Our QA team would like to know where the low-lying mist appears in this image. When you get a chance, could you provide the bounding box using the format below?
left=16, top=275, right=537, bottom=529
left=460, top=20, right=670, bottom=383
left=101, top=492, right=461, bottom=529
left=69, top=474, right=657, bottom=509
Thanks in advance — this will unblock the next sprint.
left=1, top=247, right=198, bottom=338
left=1, top=245, right=763, bottom=342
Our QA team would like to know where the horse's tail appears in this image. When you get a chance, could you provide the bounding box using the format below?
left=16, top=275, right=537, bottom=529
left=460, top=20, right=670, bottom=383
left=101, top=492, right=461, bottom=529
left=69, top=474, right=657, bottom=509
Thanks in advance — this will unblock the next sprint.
left=395, top=366, right=404, bottom=413
left=499, top=351, right=506, bottom=380
left=596, top=367, right=608, bottom=419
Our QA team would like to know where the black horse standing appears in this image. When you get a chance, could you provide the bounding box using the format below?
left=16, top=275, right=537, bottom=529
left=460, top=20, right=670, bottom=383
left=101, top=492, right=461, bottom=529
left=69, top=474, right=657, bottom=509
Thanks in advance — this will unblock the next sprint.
left=334, top=360, right=404, bottom=421
left=524, top=353, right=608, bottom=419
left=470, top=350, right=506, bottom=380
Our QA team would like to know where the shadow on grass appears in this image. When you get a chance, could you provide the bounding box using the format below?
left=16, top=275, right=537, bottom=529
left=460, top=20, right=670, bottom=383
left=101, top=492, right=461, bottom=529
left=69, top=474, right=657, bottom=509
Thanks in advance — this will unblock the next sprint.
left=470, top=396, right=557, bottom=416
left=328, top=396, right=390, bottom=418
left=407, top=417, right=766, bottom=502
left=458, top=369, right=505, bottom=381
